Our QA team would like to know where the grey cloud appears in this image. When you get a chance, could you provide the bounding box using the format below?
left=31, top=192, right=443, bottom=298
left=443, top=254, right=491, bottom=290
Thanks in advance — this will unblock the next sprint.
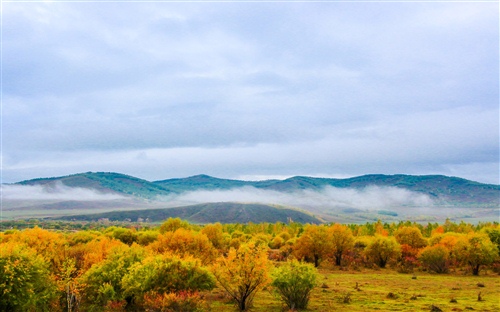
left=2, top=2, right=498, bottom=185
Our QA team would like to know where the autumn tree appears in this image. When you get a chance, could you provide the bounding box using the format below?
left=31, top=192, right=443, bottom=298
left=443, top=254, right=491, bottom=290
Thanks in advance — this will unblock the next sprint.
left=293, top=225, right=331, bottom=267
left=394, top=226, right=427, bottom=249
left=0, top=242, right=58, bottom=311
left=364, top=235, right=401, bottom=268
left=122, top=254, right=215, bottom=308
left=148, top=228, right=216, bottom=264
left=159, top=218, right=191, bottom=234
left=453, top=233, right=497, bottom=275
left=212, top=242, right=271, bottom=311
left=328, top=223, right=355, bottom=266
left=79, top=244, right=146, bottom=311
left=271, top=260, right=318, bottom=310
left=418, top=245, right=450, bottom=273
left=201, top=222, right=227, bottom=251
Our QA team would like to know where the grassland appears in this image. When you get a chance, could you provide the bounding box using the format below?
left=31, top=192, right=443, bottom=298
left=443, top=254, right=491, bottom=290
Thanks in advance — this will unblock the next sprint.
left=207, top=268, right=500, bottom=311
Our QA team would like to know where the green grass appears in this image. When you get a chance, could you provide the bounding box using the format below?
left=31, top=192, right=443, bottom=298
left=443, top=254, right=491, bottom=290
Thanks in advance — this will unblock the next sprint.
left=205, top=268, right=500, bottom=311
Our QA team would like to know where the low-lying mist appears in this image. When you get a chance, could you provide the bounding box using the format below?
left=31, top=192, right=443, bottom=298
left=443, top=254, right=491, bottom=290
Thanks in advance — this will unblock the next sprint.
left=157, top=186, right=435, bottom=210
left=2, top=182, right=125, bottom=201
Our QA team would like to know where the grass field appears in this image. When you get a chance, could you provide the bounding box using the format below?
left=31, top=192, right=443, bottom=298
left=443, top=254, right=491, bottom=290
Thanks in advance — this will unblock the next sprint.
left=206, top=268, right=500, bottom=311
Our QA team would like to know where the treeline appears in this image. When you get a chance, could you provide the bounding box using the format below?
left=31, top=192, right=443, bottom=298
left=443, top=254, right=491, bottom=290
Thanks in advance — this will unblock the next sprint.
left=1, top=219, right=499, bottom=311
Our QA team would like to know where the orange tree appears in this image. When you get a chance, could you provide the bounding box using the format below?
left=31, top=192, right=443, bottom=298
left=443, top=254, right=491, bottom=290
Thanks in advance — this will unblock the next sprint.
left=212, top=241, right=271, bottom=311
left=328, top=223, right=355, bottom=266
left=293, top=225, right=331, bottom=267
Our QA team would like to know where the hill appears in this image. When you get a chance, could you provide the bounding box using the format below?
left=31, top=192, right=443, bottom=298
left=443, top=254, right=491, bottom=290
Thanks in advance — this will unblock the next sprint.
left=16, top=172, right=174, bottom=199
left=155, top=174, right=499, bottom=206
left=53, top=202, right=323, bottom=224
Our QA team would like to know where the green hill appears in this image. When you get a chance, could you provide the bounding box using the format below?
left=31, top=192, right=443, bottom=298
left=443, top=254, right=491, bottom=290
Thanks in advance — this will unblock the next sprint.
left=13, top=172, right=500, bottom=208
left=17, top=172, right=174, bottom=199
left=53, top=202, right=323, bottom=224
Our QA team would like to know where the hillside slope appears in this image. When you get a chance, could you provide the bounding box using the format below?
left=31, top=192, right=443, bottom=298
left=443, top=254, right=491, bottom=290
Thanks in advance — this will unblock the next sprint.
left=53, top=202, right=323, bottom=224
left=16, top=172, right=174, bottom=199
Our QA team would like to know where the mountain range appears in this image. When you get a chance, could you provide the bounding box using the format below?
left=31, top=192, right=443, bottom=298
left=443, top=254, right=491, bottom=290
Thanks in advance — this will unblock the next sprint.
left=4, top=172, right=499, bottom=223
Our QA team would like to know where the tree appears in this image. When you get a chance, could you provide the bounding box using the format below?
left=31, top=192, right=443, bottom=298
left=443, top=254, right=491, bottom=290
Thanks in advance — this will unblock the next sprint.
left=148, top=228, right=216, bottom=264
left=394, top=226, right=427, bottom=249
left=364, top=235, right=401, bottom=268
left=328, top=224, right=355, bottom=266
left=418, top=245, right=450, bottom=273
left=159, top=218, right=191, bottom=234
left=201, top=222, right=227, bottom=251
left=122, top=254, right=215, bottom=307
left=453, top=233, right=497, bottom=275
left=79, top=244, right=146, bottom=311
left=293, top=225, right=331, bottom=267
left=212, top=242, right=271, bottom=311
left=0, top=242, right=58, bottom=311
left=271, top=260, right=318, bottom=310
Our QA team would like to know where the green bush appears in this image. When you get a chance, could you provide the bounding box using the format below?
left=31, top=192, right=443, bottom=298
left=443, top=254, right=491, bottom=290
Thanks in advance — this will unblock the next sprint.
left=0, top=242, right=58, bottom=312
left=122, top=254, right=215, bottom=305
left=271, top=260, right=318, bottom=310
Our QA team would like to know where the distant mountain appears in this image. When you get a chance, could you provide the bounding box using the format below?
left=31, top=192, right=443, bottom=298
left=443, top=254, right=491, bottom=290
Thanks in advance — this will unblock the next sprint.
left=16, top=172, right=175, bottom=199
left=155, top=174, right=499, bottom=206
left=14, top=172, right=500, bottom=207
left=53, top=202, right=323, bottom=224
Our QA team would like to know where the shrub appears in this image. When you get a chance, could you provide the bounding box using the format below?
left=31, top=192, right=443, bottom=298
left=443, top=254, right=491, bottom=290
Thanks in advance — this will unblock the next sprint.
left=212, top=242, right=270, bottom=311
left=122, top=254, right=215, bottom=306
left=142, top=291, right=206, bottom=312
left=0, top=242, right=58, bottom=312
left=271, top=260, right=318, bottom=310
left=418, top=245, right=450, bottom=273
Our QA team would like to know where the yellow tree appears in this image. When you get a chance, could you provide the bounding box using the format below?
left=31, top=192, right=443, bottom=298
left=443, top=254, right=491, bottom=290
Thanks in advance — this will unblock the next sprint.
left=148, top=228, right=216, bottom=264
left=453, top=233, right=497, bottom=275
left=328, top=224, right=355, bottom=266
left=394, top=226, right=427, bottom=249
left=293, top=225, right=331, bottom=267
left=212, top=242, right=271, bottom=311
left=364, top=235, right=401, bottom=268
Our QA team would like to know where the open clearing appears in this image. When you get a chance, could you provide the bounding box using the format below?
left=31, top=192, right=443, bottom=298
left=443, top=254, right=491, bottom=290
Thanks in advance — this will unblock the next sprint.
left=208, top=268, right=500, bottom=311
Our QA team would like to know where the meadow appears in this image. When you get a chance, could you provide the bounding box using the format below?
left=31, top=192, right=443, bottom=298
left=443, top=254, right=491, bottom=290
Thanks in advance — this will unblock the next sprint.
left=1, top=219, right=499, bottom=311
left=209, top=268, right=500, bottom=311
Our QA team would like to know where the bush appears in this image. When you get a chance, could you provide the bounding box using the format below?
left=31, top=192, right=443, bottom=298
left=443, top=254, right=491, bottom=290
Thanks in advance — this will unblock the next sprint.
left=271, top=260, right=318, bottom=310
left=142, top=291, right=206, bottom=312
left=0, top=242, right=58, bottom=311
left=122, top=254, right=215, bottom=305
left=418, top=245, right=450, bottom=273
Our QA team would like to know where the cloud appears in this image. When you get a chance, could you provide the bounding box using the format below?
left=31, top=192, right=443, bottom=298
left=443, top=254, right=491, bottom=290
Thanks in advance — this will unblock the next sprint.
left=2, top=2, right=498, bottom=185
left=1, top=183, right=125, bottom=201
left=158, top=185, right=434, bottom=211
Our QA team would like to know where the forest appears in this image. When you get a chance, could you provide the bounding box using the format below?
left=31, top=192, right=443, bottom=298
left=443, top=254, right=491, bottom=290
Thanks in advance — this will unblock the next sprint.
left=1, top=218, right=499, bottom=311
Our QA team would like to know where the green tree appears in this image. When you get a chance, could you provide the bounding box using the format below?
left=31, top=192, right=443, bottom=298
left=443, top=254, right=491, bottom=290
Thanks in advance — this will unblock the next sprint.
left=79, top=244, right=146, bottom=311
left=0, top=242, right=58, bottom=311
left=122, top=254, right=215, bottom=306
left=271, top=260, right=318, bottom=310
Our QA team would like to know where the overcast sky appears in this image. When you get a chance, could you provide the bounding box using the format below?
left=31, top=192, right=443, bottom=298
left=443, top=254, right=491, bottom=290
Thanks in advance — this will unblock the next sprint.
left=2, top=1, right=499, bottom=184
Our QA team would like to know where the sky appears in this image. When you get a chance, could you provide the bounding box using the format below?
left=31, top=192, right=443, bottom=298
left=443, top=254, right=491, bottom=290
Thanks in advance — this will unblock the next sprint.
left=2, top=0, right=499, bottom=185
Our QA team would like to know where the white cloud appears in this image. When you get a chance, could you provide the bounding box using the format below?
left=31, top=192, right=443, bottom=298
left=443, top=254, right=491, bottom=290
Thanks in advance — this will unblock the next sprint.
left=157, top=185, right=434, bottom=211
left=2, top=183, right=125, bottom=201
